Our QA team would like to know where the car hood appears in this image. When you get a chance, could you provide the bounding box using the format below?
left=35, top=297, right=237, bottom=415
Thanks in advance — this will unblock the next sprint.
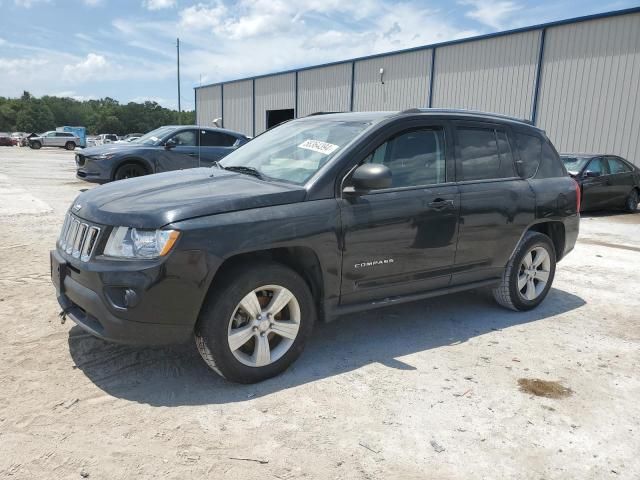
left=72, top=168, right=307, bottom=228
left=80, top=144, right=154, bottom=156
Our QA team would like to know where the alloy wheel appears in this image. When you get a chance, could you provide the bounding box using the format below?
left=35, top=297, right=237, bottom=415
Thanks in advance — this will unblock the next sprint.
left=517, top=246, right=551, bottom=301
left=227, top=285, right=301, bottom=368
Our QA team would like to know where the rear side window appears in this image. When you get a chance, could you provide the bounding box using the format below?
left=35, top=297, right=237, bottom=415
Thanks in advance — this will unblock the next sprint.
left=608, top=157, right=632, bottom=174
left=535, top=142, right=566, bottom=178
left=514, top=133, right=542, bottom=178
left=200, top=130, right=237, bottom=147
left=456, top=127, right=515, bottom=181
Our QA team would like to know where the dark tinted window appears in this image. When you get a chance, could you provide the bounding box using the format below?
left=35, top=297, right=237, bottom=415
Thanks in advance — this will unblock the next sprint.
left=170, top=130, right=197, bottom=147
left=514, top=132, right=542, bottom=178
left=457, top=127, right=514, bottom=181
left=55, top=132, right=72, bottom=137
left=365, top=128, right=446, bottom=188
left=200, top=130, right=237, bottom=147
left=586, top=157, right=608, bottom=175
left=608, top=157, right=632, bottom=174
left=535, top=142, right=566, bottom=178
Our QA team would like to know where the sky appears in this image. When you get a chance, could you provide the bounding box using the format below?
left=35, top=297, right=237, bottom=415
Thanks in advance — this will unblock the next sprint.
left=0, top=0, right=637, bottom=110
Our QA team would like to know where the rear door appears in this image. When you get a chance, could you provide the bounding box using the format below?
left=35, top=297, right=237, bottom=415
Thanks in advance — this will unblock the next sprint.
left=581, top=157, right=610, bottom=210
left=339, top=120, right=460, bottom=304
left=156, top=129, right=199, bottom=172
left=605, top=156, right=635, bottom=207
left=197, top=130, right=241, bottom=167
left=451, top=122, right=535, bottom=285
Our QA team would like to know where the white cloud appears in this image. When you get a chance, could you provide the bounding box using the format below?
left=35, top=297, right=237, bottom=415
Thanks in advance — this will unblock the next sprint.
left=142, top=0, right=176, bottom=10
left=62, top=53, right=110, bottom=83
left=83, top=0, right=103, bottom=6
left=459, top=0, right=521, bottom=29
left=14, top=0, right=51, bottom=7
left=179, top=2, right=227, bottom=30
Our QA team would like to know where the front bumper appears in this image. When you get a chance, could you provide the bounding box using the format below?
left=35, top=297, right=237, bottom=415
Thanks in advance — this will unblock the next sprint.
left=51, top=247, right=207, bottom=346
left=75, top=155, right=111, bottom=183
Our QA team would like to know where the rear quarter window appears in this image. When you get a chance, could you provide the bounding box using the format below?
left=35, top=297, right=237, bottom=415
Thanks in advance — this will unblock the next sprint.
left=535, top=141, right=566, bottom=178
left=514, top=132, right=542, bottom=178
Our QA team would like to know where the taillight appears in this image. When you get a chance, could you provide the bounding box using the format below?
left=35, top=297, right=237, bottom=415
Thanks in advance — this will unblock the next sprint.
left=573, top=179, right=581, bottom=214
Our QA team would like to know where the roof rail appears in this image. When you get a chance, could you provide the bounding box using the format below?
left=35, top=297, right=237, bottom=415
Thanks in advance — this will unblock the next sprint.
left=399, top=108, right=534, bottom=125
left=306, top=111, right=344, bottom=116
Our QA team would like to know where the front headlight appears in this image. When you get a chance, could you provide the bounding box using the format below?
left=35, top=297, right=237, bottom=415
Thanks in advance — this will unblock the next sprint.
left=103, top=227, right=180, bottom=259
left=92, top=153, right=115, bottom=160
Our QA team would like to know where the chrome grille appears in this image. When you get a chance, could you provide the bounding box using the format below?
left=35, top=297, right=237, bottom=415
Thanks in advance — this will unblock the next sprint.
left=58, top=213, right=101, bottom=262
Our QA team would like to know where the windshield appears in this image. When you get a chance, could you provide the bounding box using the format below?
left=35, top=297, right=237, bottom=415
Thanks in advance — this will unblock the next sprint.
left=136, top=126, right=177, bottom=145
left=561, top=156, right=590, bottom=174
left=220, top=118, right=373, bottom=184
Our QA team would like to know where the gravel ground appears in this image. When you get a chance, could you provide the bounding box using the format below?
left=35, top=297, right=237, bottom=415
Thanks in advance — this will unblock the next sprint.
left=0, top=146, right=638, bottom=480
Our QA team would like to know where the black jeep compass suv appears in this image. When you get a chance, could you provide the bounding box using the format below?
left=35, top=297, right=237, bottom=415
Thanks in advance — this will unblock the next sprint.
left=51, top=109, right=579, bottom=383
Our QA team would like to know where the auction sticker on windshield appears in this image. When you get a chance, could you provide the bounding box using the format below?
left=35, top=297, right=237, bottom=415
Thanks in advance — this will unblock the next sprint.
left=298, top=139, right=339, bottom=155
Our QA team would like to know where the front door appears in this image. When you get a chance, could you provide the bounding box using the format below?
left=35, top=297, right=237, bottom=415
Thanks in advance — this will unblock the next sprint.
left=339, top=124, right=460, bottom=304
left=581, top=157, right=610, bottom=210
left=157, top=129, right=199, bottom=172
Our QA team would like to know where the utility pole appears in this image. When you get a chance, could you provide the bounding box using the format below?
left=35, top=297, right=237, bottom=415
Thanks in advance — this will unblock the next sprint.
left=176, top=37, right=181, bottom=124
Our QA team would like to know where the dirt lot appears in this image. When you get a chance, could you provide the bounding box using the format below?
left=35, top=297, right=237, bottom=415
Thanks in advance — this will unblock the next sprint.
left=1, top=146, right=639, bottom=479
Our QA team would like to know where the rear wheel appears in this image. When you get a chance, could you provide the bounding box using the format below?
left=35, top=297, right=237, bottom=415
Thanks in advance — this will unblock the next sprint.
left=195, top=262, right=316, bottom=383
left=625, top=189, right=639, bottom=213
left=30, top=141, right=41, bottom=149
left=493, top=231, right=556, bottom=311
left=65, top=141, right=76, bottom=150
left=114, top=163, right=147, bottom=180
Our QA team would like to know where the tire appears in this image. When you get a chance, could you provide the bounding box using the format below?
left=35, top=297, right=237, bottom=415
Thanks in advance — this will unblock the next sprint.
left=30, top=141, right=41, bottom=150
left=65, top=141, right=76, bottom=150
left=493, top=231, right=556, bottom=312
left=625, top=189, right=639, bottom=213
left=195, top=261, right=316, bottom=383
left=114, top=163, right=147, bottom=180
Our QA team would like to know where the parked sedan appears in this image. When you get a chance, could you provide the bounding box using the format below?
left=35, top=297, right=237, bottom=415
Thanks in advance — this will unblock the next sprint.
left=561, top=154, right=640, bottom=213
left=75, top=125, right=249, bottom=183
left=0, top=133, right=12, bottom=146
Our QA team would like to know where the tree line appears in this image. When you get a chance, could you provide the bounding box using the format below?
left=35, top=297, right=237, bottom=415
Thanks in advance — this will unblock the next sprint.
left=0, top=91, right=195, bottom=135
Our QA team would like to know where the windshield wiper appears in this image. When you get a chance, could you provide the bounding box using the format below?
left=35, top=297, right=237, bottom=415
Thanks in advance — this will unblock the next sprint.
left=224, top=165, right=263, bottom=179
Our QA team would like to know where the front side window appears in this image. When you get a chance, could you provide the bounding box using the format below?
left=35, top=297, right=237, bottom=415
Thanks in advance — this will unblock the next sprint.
left=457, top=127, right=515, bottom=181
left=220, top=118, right=373, bottom=184
left=170, top=130, right=197, bottom=147
left=586, top=157, right=608, bottom=176
left=364, top=128, right=446, bottom=188
left=137, top=126, right=177, bottom=145
left=608, top=157, right=631, bottom=174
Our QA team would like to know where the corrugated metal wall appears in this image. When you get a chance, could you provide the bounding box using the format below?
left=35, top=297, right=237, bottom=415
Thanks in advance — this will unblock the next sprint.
left=353, top=49, right=432, bottom=111
left=537, top=13, right=640, bottom=163
left=222, top=80, right=253, bottom=135
left=195, top=84, right=222, bottom=127
left=432, top=30, right=541, bottom=119
left=297, top=63, right=352, bottom=116
left=254, top=73, right=296, bottom=134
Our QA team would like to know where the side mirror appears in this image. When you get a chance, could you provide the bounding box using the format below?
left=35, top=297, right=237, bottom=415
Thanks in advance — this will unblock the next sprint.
left=164, top=139, right=177, bottom=149
left=584, top=170, right=600, bottom=178
left=344, top=164, right=392, bottom=194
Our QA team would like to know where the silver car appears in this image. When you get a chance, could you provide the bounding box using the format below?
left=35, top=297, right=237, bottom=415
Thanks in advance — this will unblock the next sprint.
left=29, top=131, right=80, bottom=150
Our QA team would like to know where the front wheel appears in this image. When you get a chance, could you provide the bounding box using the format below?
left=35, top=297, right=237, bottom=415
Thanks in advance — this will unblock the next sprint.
left=195, top=262, right=316, bottom=383
left=30, top=141, right=41, bottom=149
left=114, top=163, right=147, bottom=180
left=625, top=189, right=639, bottom=213
left=493, top=231, right=556, bottom=311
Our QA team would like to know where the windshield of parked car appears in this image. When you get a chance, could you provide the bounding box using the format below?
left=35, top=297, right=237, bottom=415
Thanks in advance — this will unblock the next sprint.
left=561, top=156, right=590, bottom=175
left=219, top=118, right=373, bottom=184
left=136, top=126, right=177, bottom=145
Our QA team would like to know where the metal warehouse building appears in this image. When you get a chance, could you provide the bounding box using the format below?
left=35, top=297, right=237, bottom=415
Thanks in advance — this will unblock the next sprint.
left=195, top=7, right=640, bottom=165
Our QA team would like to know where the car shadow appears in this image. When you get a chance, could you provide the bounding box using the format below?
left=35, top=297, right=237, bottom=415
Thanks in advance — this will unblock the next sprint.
left=68, top=287, right=585, bottom=406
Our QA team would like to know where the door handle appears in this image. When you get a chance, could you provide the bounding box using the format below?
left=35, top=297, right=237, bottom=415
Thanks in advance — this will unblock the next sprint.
left=188, top=153, right=199, bottom=157
left=427, top=198, right=455, bottom=210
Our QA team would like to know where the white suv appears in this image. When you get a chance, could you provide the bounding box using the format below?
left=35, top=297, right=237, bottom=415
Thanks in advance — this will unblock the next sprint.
left=29, top=131, right=80, bottom=150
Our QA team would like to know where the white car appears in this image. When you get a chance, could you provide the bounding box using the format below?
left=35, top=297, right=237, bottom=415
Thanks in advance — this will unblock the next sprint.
left=29, top=131, right=80, bottom=150
left=95, top=134, right=118, bottom=145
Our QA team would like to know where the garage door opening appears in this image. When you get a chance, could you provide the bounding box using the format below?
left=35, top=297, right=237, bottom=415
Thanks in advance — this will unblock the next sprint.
left=266, top=109, right=295, bottom=129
